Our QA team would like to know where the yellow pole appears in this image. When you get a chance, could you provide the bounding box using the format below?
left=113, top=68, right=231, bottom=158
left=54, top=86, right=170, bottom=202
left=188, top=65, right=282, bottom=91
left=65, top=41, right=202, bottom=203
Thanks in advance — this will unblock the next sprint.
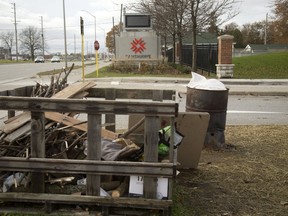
left=96, top=50, right=99, bottom=77
left=95, top=50, right=97, bottom=77
left=81, top=34, right=85, bottom=81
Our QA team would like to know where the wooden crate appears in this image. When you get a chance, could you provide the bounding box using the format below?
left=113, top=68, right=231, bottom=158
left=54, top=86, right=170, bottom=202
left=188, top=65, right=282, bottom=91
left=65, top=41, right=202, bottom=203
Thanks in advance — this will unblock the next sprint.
left=0, top=87, right=178, bottom=215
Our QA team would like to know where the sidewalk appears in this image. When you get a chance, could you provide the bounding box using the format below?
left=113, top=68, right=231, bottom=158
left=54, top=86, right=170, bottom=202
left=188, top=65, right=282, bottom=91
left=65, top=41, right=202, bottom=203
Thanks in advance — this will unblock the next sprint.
left=0, top=64, right=287, bottom=96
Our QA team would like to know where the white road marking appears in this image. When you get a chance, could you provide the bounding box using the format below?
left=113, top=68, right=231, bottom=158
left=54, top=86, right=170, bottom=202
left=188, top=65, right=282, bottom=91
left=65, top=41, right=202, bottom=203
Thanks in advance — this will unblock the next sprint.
left=227, top=110, right=284, bottom=114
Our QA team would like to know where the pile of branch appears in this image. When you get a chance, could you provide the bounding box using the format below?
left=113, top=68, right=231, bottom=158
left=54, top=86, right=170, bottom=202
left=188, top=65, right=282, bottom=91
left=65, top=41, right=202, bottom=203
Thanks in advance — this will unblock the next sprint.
left=0, top=65, right=140, bottom=197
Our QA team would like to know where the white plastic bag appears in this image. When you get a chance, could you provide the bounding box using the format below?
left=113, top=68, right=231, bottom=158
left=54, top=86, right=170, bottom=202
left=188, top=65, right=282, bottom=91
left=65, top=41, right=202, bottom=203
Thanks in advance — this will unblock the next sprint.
left=187, top=72, right=226, bottom=90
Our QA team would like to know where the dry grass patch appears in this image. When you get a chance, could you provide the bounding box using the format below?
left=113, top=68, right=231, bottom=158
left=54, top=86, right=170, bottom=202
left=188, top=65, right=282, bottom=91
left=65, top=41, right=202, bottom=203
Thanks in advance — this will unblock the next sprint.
left=173, top=125, right=288, bottom=216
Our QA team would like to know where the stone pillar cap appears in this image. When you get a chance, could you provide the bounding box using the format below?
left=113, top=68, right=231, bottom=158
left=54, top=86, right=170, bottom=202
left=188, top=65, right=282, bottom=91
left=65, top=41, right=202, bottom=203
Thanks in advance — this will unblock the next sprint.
left=217, top=34, right=234, bottom=40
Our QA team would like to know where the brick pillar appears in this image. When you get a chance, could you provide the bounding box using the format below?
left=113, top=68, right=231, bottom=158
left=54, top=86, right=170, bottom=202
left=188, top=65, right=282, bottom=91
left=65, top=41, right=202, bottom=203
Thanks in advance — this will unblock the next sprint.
left=216, top=35, right=234, bottom=78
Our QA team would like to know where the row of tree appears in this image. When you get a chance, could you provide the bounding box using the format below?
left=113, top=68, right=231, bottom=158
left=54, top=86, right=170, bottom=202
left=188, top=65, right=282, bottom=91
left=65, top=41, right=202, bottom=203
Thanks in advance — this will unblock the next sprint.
left=223, top=0, right=288, bottom=47
left=105, top=0, right=288, bottom=70
left=107, top=0, right=239, bottom=71
left=0, top=26, right=44, bottom=61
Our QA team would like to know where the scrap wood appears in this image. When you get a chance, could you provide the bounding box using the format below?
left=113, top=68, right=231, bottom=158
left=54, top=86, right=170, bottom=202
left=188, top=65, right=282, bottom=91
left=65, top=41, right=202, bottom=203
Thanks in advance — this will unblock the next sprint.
left=51, top=132, right=87, bottom=158
left=51, top=81, right=96, bottom=99
left=45, top=112, right=118, bottom=140
left=111, top=176, right=129, bottom=198
left=12, top=180, right=122, bottom=194
left=0, top=112, right=30, bottom=134
left=57, top=63, right=75, bottom=88
left=45, top=176, right=75, bottom=184
left=3, top=122, right=31, bottom=143
left=0, top=81, right=96, bottom=135
left=120, top=116, right=145, bottom=138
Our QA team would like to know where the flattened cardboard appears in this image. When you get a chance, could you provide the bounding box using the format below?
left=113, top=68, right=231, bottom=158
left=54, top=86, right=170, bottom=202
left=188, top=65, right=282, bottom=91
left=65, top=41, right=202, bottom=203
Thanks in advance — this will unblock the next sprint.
left=128, top=112, right=210, bottom=169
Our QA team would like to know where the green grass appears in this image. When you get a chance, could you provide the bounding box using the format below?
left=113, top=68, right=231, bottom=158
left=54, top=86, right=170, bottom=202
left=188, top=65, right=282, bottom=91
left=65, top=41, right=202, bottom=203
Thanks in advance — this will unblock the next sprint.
left=85, top=65, right=143, bottom=78
left=233, top=52, right=288, bottom=79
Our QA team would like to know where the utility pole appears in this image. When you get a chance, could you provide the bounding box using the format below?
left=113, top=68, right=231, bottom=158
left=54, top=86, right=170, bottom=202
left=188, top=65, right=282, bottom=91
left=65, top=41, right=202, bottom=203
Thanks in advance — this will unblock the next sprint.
left=264, top=13, right=268, bottom=45
left=41, top=16, right=44, bottom=57
left=63, top=0, right=68, bottom=69
left=112, top=17, right=116, bottom=57
left=12, top=3, right=18, bottom=61
left=120, top=4, right=123, bottom=32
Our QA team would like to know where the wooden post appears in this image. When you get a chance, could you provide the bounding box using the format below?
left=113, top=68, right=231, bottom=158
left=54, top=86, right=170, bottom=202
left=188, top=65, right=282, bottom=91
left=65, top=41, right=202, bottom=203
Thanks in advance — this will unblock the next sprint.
left=30, top=111, right=45, bottom=193
left=143, top=116, right=159, bottom=199
left=86, top=113, right=102, bottom=196
left=105, top=88, right=116, bottom=132
left=143, top=90, right=163, bottom=199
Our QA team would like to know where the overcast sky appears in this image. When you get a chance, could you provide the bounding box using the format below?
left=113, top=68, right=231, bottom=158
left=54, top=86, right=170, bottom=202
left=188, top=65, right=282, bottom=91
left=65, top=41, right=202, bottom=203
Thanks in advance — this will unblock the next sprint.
left=0, top=0, right=273, bottom=55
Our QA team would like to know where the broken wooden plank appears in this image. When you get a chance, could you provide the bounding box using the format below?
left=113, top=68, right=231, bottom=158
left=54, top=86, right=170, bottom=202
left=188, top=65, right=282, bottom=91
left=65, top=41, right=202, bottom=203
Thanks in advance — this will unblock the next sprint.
left=4, top=122, right=31, bottom=143
left=45, top=112, right=118, bottom=140
left=52, top=81, right=96, bottom=99
left=1, top=112, right=30, bottom=134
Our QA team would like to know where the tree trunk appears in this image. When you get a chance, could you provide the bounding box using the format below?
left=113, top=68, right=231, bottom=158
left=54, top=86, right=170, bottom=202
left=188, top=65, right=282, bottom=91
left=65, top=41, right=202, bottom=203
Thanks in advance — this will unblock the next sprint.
left=178, top=32, right=183, bottom=65
left=172, top=32, right=176, bottom=64
left=192, top=19, right=197, bottom=72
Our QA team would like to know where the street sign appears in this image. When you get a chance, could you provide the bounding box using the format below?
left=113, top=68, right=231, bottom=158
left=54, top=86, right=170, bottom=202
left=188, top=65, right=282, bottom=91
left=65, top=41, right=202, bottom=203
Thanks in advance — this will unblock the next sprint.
left=94, top=40, right=100, bottom=51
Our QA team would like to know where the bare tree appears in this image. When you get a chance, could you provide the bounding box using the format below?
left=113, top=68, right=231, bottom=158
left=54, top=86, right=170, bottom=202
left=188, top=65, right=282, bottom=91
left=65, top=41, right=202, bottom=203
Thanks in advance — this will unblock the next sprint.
left=241, top=21, right=268, bottom=45
left=187, top=0, right=238, bottom=71
left=19, top=26, right=42, bottom=60
left=135, top=0, right=190, bottom=64
left=133, top=0, right=238, bottom=70
left=0, top=32, right=14, bottom=60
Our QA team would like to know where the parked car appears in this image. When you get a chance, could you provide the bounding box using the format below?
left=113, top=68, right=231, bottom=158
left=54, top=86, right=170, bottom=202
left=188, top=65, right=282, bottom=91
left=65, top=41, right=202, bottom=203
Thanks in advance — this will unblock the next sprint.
left=51, top=56, right=61, bottom=63
left=34, top=56, right=45, bottom=63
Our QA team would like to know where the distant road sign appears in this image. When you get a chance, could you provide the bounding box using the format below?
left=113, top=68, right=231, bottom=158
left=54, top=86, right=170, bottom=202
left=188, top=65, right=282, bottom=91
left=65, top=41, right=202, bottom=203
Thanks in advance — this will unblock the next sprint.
left=94, top=40, right=100, bottom=51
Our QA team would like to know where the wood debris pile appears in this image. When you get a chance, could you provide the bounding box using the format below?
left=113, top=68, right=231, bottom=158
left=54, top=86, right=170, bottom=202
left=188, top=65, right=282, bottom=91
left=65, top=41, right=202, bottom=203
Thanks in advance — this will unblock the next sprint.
left=0, top=65, right=142, bottom=198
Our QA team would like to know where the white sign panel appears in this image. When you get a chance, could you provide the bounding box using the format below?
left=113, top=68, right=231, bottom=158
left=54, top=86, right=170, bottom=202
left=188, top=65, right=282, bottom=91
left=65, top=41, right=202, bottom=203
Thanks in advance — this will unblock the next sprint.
left=128, top=175, right=168, bottom=200
left=116, top=31, right=161, bottom=60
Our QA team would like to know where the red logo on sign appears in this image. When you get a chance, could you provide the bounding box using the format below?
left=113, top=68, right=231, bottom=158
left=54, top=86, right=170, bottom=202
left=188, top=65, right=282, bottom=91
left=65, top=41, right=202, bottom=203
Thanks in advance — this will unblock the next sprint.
left=131, top=38, right=146, bottom=54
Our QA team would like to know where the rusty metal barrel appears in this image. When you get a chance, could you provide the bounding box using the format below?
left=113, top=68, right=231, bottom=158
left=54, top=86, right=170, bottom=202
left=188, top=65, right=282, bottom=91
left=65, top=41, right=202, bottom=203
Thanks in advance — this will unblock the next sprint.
left=186, top=87, right=229, bottom=149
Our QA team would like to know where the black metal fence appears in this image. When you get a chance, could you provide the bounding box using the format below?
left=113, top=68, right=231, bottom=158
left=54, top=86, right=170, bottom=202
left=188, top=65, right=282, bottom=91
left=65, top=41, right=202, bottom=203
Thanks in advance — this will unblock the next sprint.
left=167, top=44, right=218, bottom=73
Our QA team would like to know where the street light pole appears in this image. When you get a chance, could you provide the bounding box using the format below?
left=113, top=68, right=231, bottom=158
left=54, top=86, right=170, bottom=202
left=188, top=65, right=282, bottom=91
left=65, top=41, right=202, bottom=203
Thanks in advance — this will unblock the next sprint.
left=81, top=10, right=98, bottom=76
left=81, top=10, right=96, bottom=40
left=12, top=3, right=18, bottom=61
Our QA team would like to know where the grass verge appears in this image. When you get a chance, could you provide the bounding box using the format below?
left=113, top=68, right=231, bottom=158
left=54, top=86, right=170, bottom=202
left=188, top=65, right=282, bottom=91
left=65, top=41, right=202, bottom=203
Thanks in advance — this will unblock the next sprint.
left=233, top=52, right=288, bottom=79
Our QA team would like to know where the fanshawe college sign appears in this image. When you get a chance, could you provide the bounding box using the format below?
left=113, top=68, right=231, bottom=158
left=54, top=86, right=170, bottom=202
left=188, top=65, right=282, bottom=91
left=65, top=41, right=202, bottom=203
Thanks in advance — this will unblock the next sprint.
left=115, top=31, right=161, bottom=61
left=126, top=37, right=152, bottom=59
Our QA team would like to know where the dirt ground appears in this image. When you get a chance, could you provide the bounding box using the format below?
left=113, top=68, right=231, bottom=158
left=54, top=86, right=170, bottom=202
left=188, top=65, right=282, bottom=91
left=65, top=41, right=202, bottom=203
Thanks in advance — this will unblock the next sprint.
left=173, top=125, right=288, bottom=216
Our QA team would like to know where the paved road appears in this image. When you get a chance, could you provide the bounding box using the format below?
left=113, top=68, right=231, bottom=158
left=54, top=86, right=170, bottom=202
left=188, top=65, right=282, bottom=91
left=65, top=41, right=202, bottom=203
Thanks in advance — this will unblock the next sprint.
left=178, top=94, right=288, bottom=125
left=0, top=60, right=107, bottom=85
